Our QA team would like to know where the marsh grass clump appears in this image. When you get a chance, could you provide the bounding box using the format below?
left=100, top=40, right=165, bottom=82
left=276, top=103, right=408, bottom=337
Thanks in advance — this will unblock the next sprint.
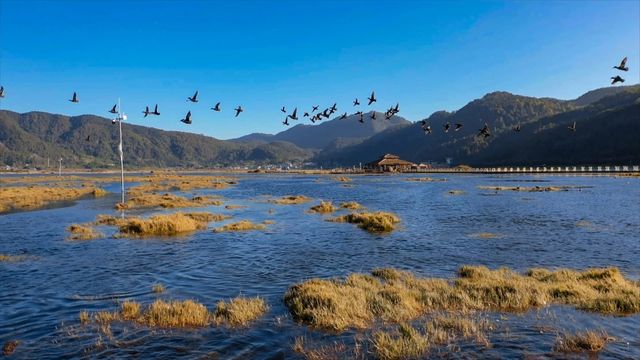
left=468, top=232, right=501, bottom=239
left=213, top=220, right=266, bottom=233
left=0, top=254, right=26, bottom=262
left=67, top=224, right=102, bottom=240
left=120, top=301, right=141, bottom=320
left=152, top=283, right=166, bottom=294
left=330, top=211, right=400, bottom=232
left=79, top=311, right=90, bottom=325
left=0, top=186, right=107, bottom=213
left=478, top=185, right=589, bottom=192
left=213, top=296, right=268, bottom=327
left=340, top=201, right=363, bottom=210
left=270, top=195, right=311, bottom=205
left=128, top=175, right=235, bottom=194
left=142, top=299, right=210, bottom=328
left=554, top=330, right=613, bottom=353
left=309, top=201, right=336, bottom=214
left=115, top=193, right=222, bottom=210
left=285, top=266, right=640, bottom=332
left=334, top=176, right=352, bottom=182
left=115, top=212, right=226, bottom=237
left=372, top=323, right=429, bottom=360
left=425, top=314, right=491, bottom=346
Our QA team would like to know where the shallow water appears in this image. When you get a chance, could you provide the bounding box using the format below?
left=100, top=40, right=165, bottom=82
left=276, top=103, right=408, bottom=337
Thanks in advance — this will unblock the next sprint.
left=1, top=173, right=639, bottom=358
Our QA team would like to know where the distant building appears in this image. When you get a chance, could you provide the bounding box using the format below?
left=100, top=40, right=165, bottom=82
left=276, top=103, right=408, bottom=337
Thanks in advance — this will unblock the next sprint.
left=364, top=154, right=415, bottom=172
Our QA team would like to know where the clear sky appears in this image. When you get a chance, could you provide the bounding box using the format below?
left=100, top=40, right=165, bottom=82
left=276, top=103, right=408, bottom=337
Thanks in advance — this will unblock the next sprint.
left=0, top=0, right=638, bottom=139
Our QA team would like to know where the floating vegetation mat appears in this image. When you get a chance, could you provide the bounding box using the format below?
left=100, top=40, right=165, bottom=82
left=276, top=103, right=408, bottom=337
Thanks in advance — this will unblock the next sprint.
left=96, top=212, right=230, bottom=237
left=554, top=329, right=614, bottom=354
left=270, top=195, right=312, bottom=205
left=67, top=224, right=102, bottom=241
left=284, top=266, right=640, bottom=332
left=0, top=186, right=106, bottom=213
left=213, top=220, right=267, bottom=232
left=329, top=211, right=400, bottom=232
left=115, top=193, right=222, bottom=210
left=308, top=201, right=336, bottom=214
left=340, top=201, right=363, bottom=210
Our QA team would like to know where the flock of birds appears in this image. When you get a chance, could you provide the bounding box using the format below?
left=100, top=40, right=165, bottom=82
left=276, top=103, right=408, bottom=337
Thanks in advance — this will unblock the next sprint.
left=0, top=57, right=630, bottom=142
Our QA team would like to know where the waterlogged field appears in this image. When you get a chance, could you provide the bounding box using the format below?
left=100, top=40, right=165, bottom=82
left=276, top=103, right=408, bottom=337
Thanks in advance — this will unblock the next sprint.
left=1, top=173, right=639, bottom=358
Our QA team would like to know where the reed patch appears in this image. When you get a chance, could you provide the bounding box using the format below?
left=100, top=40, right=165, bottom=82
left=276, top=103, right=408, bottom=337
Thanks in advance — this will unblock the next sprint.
left=213, top=296, right=269, bottom=327
left=308, top=201, right=336, bottom=214
left=100, top=212, right=229, bottom=237
left=0, top=186, right=106, bottom=213
left=329, top=211, right=400, bottom=232
left=270, top=195, right=311, bottom=205
left=67, top=224, right=102, bottom=240
left=554, top=330, right=613, bottom=353
left=213, top=220, right=266, bottom=232
left=115, top=193, right=222, bottom=210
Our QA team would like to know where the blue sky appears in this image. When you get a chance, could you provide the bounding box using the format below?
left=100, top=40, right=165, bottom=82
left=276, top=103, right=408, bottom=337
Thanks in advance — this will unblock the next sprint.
left=0, top=0, right=638, bottom=139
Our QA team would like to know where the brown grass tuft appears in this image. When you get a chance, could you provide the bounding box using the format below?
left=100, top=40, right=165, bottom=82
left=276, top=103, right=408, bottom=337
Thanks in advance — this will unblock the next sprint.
left=120, top=301, right=142, bottom=320
left=0, top=186, right=107, bottom=213
left=334, top=176, right=352, bottom=182
left=340, top=201, right=363, bottom=210
left=0, top=254, right=26, bottom=262
left=554, top=330, right=613, bottom=353
left=115, top=212, right=227, bottom=236
left=79, top=311, right=90, bottom=325
left=152, top=283, right=166, bottom=294
left=142, top=299, right=210, bottom=328
left=270, top=195, right=311, bottom=205
left=285, top=266, right=640, bottom=332
left=213, top=296, right=268, bottom=327
left=309, top=201, right=336, bottom=214
left=468, top=232, right=501, bottom=239
left=116, top=193, right=222, bottom=210
left=330, top=211, right=400, bottom=232
left=67, top=223, right=102, bottom=240
left=213, top=220, right=266, bottom=233
left=372, top=323, right=429, bottom=360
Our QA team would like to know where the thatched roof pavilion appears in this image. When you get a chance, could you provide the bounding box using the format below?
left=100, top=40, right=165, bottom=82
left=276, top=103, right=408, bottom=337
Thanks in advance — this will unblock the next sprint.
left=364, top=154, right=415, bottom=172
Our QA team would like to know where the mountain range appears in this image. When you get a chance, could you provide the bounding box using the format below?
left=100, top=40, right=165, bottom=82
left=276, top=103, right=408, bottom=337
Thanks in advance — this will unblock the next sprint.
left=0, top=85, right=638, bottom=169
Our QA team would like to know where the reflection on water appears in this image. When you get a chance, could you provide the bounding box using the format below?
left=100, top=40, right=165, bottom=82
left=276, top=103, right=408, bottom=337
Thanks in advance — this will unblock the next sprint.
left=1, top=174, right=639, bottom=358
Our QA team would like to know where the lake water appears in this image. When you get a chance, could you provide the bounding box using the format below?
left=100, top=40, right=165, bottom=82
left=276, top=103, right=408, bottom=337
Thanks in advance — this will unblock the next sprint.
left=1, top=173, right=639, bottom=358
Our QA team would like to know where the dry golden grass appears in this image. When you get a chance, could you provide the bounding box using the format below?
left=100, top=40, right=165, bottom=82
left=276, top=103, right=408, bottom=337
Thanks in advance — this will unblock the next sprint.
left=468, top=232, right=501, bottom=239
left=478, top=185, right=586, bottom=192
left=425, top=314, right=491, bottom=346
left=128, top=175, right=235, bottom=195
left=334, top=176, right=352, bottom=182
left=292, top=336, right=362, bottom=360
left=213, top=220, right=266, bottom=233
left=79, top=311, right=90, bottom=325
left=67, top=224, right=102, bottom=240
left=330, top=211, right=400, bottom=232
left=2, top=340, right=20, bottom=356
left=340, top=201, right=363, bottom=210
left=114, top=212, right=228, bottom=236
left=0, top=186, right=106, bottom=213
left=142, top=299, right=210, bottom=327
left=152, top=283, right=166, bottom=294
left=120, top=301, right=142, bottom=320
left=115, top=193, right=222, bottom=210
left=285, top=266, right=640, bottom=332
left=0, top=254, right=26, bottom=262
left=309, top=201, right=336, bottom=214
left=554, top=330, right=613, bottom=353
left=270, top=195, right=311, bottom=205
left=372, top=323, right=429, bottom=360
left=213, top=296, right=268, bottom=327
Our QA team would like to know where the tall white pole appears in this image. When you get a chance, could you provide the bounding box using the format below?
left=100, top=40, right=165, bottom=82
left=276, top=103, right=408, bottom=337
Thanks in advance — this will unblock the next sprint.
left=58, top=158, right=62, bottom=177
left=118, top=98, right=125, bottom=205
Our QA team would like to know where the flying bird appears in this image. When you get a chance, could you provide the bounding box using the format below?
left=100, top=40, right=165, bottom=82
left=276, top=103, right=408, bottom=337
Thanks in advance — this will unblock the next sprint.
left=152, top=104, right=160, bottom=115
left=211, top=102, right=221, bottom=112
left=281, top=106, right=287, bottom=113
left=613, top=57, right=629, bottom=71
left=180, top=111, right=192, bottom=125
left=312, top=105, right=319, bottom=112
left=367, top=91, right=376, bottom=105
left=322, top=109, right=331, bottom=118
left=370, top=111, right=376, bottom=120
left=329, top=103, right=338, bottom=114
left=357, top=111, right=364, bottom=123
left=454, top=123, right=463, bottom=131
left=568, top=121, right=576, bottom=132
left=477, top=123, right=491, bottom=138
left=353, top=98, right=360, bottom=106
left=187, top=91, right=199, bottom=103
left=303, top=112, right=310, bottom=117
left=283, top=117, right=289, bottom=126
left=513, top=124, right=521, bottom=132
left=288, top=108, right=298, bottom=120
left=108, top=104, right=117, bottom=114
left=0, top=86, right=4, bottom=98
left=234, top=106, right=243, bottom=117
left=69, top=92, right=79, bottom=103
left=142, top=106, right=150, bottom=117
left=611, top=76, right=625, bottom=85
left=443, top=122, right=451, bottom=133
left=340, top=112, right=347, bottom=119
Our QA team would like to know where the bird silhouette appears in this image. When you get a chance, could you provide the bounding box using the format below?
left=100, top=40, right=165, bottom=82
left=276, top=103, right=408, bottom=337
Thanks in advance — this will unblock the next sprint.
left=108, top=104, right=117, bottom=114
left=187, top=91, right=199, bottom=103
left=234, top=106, right=243, bottom=117
left=288, top=108, right=298, bottom=120
left=310, top=115, right=317, bottom=123
left=329, top=103, right=338, bottom=114
left=367, top=91, right=376, bottom=105
left=424, top=125, right=432, bottom=135
left=322, top=109, right=331, bottom=118
left=312, top=105, right=319, bottom=112
left=613, top=57, right=628, bottom=71
left=142, top=106, right=150, bottom=117
left=477, top=123, right=491, bottom=138
left=513, top=124, right=521, bottom=132
left=303, top=112, right=310, bottom=117
left=85, top=135, right=91, bottom=142
left=281, top=106, right=287, bottom=113
left=353, top=98, right=360, bottom=106
left=370, top=111, right=376, bottom=120
left=340, top=112, right=347, bottom=119
left=568, top=121, right=576, bottom=132
left=180, top=111, right=192, bottom=124
left=152, top=104, right=160, bottom=115
left=0, top=86, right=4, bottom=98
left=211, top=102, right=221, bottom=112
left=283, top=117, right=289, bottom=126
left=454, top=123, right=463, bottom=131
left=69, top=92, right=79, bottom=103
left=356, top=111, right=364, bottom=123
left=611, top=76, right=625, bottom=85
left=443, top=122, right=451, bottom=133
